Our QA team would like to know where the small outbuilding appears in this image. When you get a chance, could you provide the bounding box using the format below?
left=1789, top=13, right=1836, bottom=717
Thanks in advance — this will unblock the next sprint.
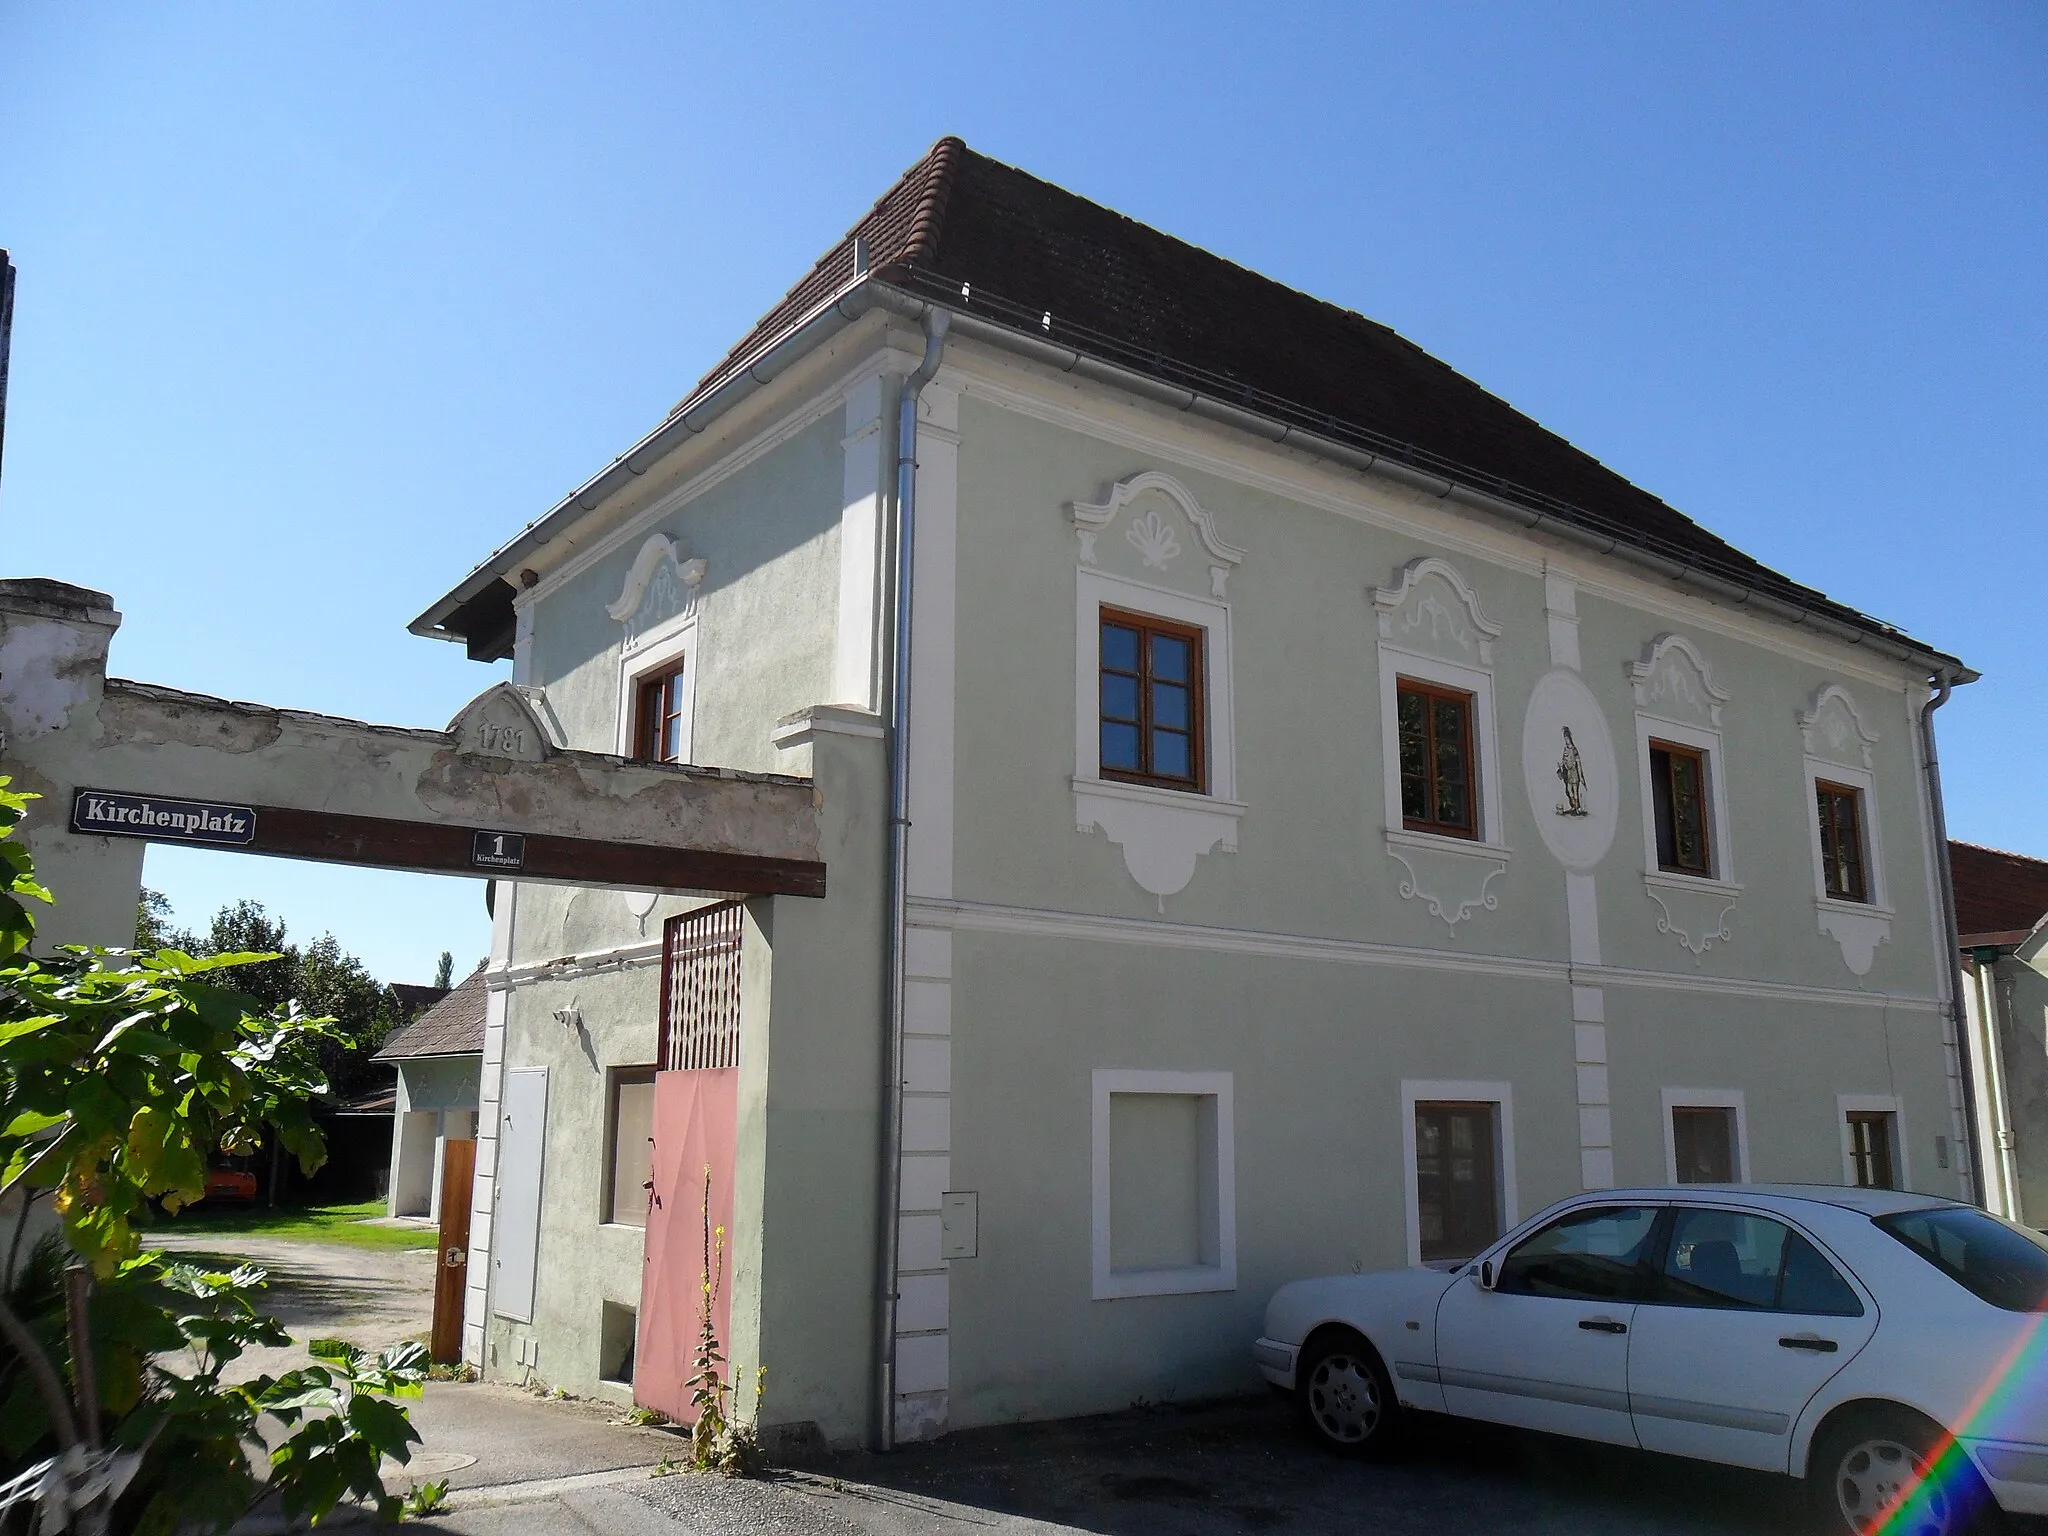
left=374, top=966, right=486, bottom=1221
left=1950, top=840, right=2048, bottom=1228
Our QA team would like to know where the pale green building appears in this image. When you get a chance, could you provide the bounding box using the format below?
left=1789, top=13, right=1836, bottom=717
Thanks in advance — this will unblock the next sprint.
left=410, top=139, right=1979, bottom=1452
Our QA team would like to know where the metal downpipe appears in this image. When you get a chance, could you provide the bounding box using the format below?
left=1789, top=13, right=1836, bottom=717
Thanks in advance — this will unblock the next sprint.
left=1919, top=671, right=1984, bottom=1207
left=875, top=308, right=950, bottom=1450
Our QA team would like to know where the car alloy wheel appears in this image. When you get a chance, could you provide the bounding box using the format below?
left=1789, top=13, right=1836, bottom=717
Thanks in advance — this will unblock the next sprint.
left=1831, top=1435, right=1955, bottom=1536
left=1306, top=1350, right=1382, bottom=1447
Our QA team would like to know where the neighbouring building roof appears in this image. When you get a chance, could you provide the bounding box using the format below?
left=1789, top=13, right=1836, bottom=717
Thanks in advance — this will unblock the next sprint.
left=420, top=138, right=1965, bottom=676
left=1950, top=840, right=2048, bottom=947
left=374, top=966, right=487, bottom=1061
left=389, top=981, right=452, bottom=1017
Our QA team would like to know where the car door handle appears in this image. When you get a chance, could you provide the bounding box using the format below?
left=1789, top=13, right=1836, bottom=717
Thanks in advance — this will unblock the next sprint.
left=1779, top=1335, right=1839, bottom=1353
left=1577, top=1318, right=1628, bottom=1334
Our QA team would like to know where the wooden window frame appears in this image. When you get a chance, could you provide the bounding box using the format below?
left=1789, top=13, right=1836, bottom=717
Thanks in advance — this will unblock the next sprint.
left=634, top=661, right=690, bottom=765
left=1412, top=1099, right=1502, bottom=1263
left=602, top=1066, right=658, bottom=1227
left=1846, top=1109, right=1897, bottom=1190
left=1397, top=678, right=1479, bottom=840
left=1816, top=780, right=1870, bottom=903
left=1670, top=1105, right=1738, bottom=1184
left=1098, top=606, right=1207, bottom=794
left=1649, top=738, right=1714, bottom=878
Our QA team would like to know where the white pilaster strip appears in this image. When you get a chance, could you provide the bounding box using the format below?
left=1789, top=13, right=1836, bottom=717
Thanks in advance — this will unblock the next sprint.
left=833, top=374, right=888, bottom=711
left=1549, top=570, right=1613, bottom=1190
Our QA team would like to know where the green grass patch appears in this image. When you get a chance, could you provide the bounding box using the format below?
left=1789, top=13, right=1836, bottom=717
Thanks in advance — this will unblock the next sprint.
left=142, top=1199, right=437, bottom=1253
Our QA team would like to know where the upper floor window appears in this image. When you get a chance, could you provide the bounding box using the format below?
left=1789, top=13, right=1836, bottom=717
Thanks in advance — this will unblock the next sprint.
left=1397, top=679, right=1477, bottom=838
left=1649, top=740, right=1713, bottom=877
left=1099, top=608, right=1205, bottom=793
left=635, top=662, right=690, bottom=764
left=1816, top=781, right=1869, bottom=903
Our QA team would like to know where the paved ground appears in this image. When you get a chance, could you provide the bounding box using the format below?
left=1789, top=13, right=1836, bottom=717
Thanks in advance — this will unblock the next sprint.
left=154, top=1237, right=2022, bottom=1535
left=151, top=1231, right=437, bottom=1384
left=416, top=1396, right=1841, bottom=1536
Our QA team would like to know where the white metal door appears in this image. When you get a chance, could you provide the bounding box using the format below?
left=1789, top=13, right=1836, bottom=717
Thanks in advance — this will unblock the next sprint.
left=492, top=1067, right=548, bottom=1323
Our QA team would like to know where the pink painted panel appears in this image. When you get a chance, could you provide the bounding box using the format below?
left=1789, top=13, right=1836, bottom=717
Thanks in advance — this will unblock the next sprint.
left=635, top=1066, right=738, bottom=1421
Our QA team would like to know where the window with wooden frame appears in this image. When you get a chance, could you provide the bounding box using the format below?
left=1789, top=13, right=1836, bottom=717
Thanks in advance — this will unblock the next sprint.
left=1413, top=1101, right=1500, bottom=1262
left=1671, top=1106, right=1737, bottom=1183
left=1397, top=679, right=1477, bottom=838
left=1846, top=1110, right=1897, bottom=1189
left=634, top=662, right=689, bottom=765
left=604, top=1067, right=657, bottom=1227
left=1098, top=608, right=1205, bottom=793
left=1649, top=740, right=1714, bottom=877
left=1816, top=781, right=1869, bottom=903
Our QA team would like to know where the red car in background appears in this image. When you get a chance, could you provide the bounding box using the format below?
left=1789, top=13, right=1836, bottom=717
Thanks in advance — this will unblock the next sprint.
left=202, top=1163, right=258, bottom=1204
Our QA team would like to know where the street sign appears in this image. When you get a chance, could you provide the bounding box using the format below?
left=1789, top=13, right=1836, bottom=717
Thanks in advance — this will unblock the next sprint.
left=71, top=788, right=256, bottom=846
left=470, top=830, right=526, bottom=871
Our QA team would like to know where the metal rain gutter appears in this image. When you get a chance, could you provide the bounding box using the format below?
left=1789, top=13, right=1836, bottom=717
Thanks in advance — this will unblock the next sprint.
left=873, top=308, right=950, bottom=1452
left=1921, top=673, right=1987, bottom=1207
left=855, top=283, right=1973, bottom=686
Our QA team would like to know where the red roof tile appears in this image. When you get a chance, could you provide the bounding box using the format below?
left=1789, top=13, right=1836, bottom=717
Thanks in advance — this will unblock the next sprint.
left=1950, top=840, right=2048, bottom=943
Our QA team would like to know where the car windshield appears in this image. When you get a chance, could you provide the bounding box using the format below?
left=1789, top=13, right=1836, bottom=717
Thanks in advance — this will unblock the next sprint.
left=1874, top=1207, right=2048, bottom=1313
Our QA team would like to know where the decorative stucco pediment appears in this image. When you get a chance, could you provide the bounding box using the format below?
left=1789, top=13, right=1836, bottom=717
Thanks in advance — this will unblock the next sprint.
left=446, top=682, right=559, bottom=764
left=1371, top=556, right=1502, bottom=666
left=1628, top=634, right=1729, bottom=727
left=1800, top=683, right=1878, bottom=770
left=608, top=534, right=707, bottom=652
left=1069, top=471, right=1246, bottom=598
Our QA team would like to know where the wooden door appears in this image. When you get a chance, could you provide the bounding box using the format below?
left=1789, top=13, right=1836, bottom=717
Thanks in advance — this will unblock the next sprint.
left=431, top=1137, right=476, bottom=1363
left=634, top=1068, right=739, bottom=1420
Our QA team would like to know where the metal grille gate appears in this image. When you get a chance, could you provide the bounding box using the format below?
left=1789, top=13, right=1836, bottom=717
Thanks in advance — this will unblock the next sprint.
left=657, top=902, right=742, bottom=1071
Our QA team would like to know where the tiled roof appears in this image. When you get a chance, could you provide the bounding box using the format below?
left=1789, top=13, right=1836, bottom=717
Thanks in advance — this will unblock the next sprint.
left=679, top=138, right=1950, bottom=663
left=389, top=981, right=451, bottom=1017
left=374, top=966, right=487, bottom=1060
left=1950, top=840, right=2048, bottom=944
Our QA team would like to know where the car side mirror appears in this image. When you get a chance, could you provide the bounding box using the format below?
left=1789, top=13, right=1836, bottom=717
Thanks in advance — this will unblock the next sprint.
left=1477, top=1260, right=1495, bottom=1291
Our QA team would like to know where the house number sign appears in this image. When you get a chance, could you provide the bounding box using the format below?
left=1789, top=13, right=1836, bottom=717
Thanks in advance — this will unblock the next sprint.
left=470, top=831, right=526, bottom=871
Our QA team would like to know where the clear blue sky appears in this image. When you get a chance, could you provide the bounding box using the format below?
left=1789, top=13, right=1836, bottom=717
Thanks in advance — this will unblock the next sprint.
left=3, top=3, right=2042, bottom=984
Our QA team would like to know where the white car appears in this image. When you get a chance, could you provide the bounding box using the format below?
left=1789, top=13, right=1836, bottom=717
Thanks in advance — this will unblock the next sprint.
left=1255, top=1185, right=2048, bottom=1534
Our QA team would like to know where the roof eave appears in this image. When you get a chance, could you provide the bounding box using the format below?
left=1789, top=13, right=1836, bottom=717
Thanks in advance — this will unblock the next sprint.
left=408, top=276, right=893, bottom=645
left=858, top=280, right=1973, bottom=684
left=415, top=269, right=1974, bottom=684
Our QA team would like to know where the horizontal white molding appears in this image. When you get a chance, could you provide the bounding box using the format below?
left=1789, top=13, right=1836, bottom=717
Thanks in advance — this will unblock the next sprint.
left=944, top=342, right=1921, bottom=691
left=906, top=894, right=1940, bottom=1014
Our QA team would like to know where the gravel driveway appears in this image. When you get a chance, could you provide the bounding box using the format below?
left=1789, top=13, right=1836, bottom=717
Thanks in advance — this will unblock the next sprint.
left=148, top=1231, right=434, bottom=1384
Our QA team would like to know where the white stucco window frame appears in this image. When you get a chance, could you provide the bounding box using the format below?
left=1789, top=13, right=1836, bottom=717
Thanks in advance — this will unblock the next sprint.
left=1837, top=1093, right=1910, bottom=1189
left=613, top=615, right=698, bottom=762
left=1659, top=1087, right=1751, bottom=1183
left=1073, top=569, right=1246, bottom=902
left=1378, top=648, right=1510, bottom=858
left=1090, top=1069, right=1237, bottom=1300
left=1400, top=1079, right=1518, bottom=1267
left=1633, top=712, right=1741, bottom=895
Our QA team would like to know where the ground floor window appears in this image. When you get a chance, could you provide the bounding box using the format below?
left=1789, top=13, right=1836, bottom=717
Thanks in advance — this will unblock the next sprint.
left=1671, top=1107, right=1737, bottom=1183
left=605, top=1068, right=657, bottom=1227
left=1847, top=1110, right=1898, bottom=1190
left=1414, top=1101, right=1501, bottom=1263
left=1090, top=1069, right=1237, bottom=1298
